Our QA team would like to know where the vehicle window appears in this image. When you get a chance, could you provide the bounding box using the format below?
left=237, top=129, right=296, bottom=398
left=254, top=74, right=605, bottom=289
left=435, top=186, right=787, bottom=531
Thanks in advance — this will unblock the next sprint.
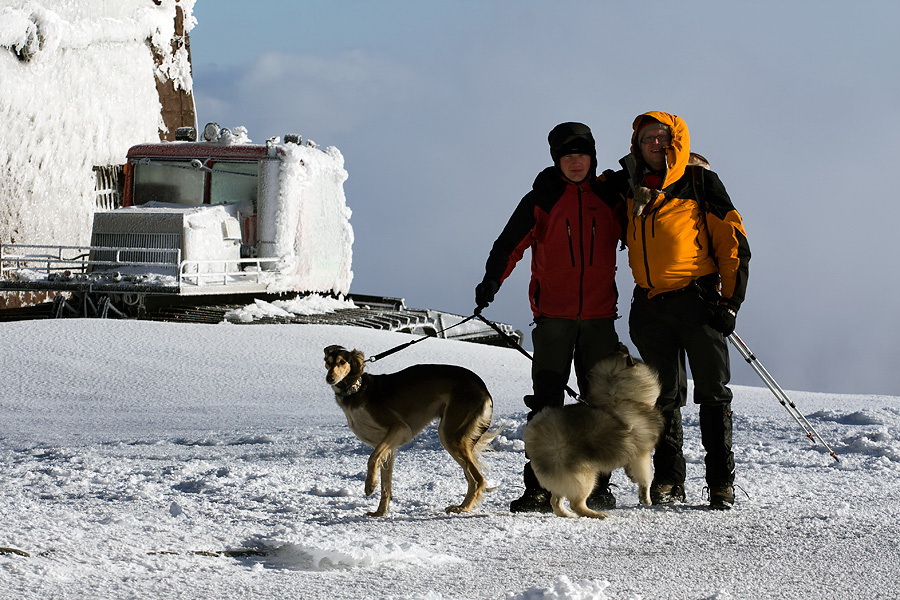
left=209, top=162, right=258, bottom=208
left=132, top=161, right=205, bottom=206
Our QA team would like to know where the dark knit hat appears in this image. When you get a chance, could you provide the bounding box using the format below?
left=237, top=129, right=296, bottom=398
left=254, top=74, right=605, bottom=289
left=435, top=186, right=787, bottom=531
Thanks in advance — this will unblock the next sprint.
left=548, top=122, right=596, bottom=163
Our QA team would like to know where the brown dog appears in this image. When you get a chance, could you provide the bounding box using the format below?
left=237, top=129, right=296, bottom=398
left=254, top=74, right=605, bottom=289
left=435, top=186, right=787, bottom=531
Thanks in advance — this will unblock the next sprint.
left=324, top=345, right=494, bottom=517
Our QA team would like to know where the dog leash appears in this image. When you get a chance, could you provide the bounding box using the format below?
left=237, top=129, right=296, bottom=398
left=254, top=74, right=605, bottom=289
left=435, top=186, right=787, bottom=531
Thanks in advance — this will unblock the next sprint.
left=366, top=314, right=479, bottom=363
left=368, top=310, right=581, bottom=401
left=474, top=311, right=581, bottom=401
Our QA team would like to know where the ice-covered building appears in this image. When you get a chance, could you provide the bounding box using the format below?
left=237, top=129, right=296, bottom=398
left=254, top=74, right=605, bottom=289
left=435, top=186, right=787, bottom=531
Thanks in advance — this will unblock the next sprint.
left=0, top=0, right=196, bottom=307
left=0, top=1, right=355, bottom=308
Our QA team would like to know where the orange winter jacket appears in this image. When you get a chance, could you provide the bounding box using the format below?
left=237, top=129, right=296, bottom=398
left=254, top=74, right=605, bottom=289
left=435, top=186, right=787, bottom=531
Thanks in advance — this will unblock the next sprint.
left=607, top=111, right=750, bottom=308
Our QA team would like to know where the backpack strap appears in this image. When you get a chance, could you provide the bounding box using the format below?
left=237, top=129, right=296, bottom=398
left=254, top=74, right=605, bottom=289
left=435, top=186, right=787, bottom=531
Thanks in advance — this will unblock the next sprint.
left=688, top=154, right=717, bottom=268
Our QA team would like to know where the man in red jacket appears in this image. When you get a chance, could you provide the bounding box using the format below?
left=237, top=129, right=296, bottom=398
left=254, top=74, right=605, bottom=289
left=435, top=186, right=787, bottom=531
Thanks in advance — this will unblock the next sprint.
left=475, top=122, right=624, bottom=512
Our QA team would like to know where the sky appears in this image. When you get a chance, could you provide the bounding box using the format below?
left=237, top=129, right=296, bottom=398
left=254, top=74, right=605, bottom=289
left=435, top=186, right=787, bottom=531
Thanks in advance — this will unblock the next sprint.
left=2, top=318, right=898, bottom=598
left=188, top=0, right=900, bottom=396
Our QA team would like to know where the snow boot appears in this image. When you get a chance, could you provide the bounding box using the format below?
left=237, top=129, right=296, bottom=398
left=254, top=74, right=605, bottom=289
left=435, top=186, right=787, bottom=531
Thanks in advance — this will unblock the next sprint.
left=510, top=462, right=552, bottom=513
left=510, top=489, right=553, bottom=513
left=708, top=485, right=735, bottom=510
left=586, top=475, right=616, bottom=510
left=650, top=483, right=686, bottom=505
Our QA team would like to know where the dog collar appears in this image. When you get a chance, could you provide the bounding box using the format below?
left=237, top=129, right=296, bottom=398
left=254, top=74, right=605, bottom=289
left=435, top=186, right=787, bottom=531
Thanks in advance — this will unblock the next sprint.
left=334, top=378, right=363, bottom=398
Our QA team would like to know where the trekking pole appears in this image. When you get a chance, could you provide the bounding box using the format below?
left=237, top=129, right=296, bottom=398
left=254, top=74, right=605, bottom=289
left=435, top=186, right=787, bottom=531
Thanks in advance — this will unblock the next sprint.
left=475, top=310, right=581, bottom=401
left=728, top=332, right=839, bottom=462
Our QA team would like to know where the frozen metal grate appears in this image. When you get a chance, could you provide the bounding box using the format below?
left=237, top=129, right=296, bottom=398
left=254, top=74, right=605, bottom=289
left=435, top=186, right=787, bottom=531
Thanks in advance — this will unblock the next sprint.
left=89, top=232, right=181, bottom=270
left=93, top=165, right=124, bottom=210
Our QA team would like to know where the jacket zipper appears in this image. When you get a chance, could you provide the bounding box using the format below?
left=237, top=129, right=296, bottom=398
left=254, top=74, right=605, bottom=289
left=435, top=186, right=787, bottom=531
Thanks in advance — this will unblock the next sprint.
left=640, top=214, right=653, bottom=289
left=577, top=187, right=585, bottom=317
left=589, top=217, right=596, bottom=266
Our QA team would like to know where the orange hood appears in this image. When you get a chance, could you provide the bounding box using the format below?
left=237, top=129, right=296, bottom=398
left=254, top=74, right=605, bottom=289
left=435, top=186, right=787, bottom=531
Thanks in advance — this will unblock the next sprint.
left=630, top=111, right=691, bottom=189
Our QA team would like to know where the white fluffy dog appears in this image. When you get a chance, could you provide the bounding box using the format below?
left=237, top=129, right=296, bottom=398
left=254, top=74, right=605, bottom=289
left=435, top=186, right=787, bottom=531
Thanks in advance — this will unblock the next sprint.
left=523, top=348, right=663, bottom=518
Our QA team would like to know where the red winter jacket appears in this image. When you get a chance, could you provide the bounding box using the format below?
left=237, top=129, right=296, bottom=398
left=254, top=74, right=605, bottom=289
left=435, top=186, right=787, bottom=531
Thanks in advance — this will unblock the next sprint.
left=483, top=167, right=623, bottom=319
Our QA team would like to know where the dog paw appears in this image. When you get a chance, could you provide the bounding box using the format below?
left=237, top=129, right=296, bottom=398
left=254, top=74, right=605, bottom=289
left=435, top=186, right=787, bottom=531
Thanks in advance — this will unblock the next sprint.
left=366, top=509, right=387, bottom=517
left=444, top=504, right=470, bottom=514
left=364, top=480, right=376, bottom=496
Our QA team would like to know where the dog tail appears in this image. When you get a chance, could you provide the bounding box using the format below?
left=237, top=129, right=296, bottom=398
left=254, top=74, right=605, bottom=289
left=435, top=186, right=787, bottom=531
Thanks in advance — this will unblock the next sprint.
left=472, top=399, right=496, bottom=453
left=587, top=358, right=661, bottom=406
left=475, top=427, right=499, bottom=453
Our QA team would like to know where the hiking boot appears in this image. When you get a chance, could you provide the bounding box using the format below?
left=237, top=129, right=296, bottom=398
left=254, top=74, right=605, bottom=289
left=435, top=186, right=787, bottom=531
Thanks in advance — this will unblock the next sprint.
left=650, top=483, right=686, bottom=505
left=510, top=489, right=553, bottom=513
left=586, top=487, right=616, bottom=510
left=708, top=486, right=735, bottom=510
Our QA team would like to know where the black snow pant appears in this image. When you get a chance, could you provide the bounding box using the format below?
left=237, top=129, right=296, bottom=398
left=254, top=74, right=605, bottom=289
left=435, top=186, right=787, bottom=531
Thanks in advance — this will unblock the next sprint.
left=628, top=285, right=735, bottom=489
left=521, top=317, right=620, bottom=493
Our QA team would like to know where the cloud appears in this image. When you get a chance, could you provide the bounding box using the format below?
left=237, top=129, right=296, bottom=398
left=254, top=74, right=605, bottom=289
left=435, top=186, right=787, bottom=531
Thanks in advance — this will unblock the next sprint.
left=187, top=1, right=900, bottom=396
left=193, top=50, right=418, bottom=141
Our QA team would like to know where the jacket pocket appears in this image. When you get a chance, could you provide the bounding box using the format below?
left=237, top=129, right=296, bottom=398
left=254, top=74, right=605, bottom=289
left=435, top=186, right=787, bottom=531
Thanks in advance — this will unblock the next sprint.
left=532, top=270, right=578, bottom=318
left=565, top=219, right=576, bottom=267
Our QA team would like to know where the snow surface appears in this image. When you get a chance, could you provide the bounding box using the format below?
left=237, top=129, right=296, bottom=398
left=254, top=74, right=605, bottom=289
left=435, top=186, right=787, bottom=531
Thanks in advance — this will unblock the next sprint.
left=1, top=313, right=899, bottom=599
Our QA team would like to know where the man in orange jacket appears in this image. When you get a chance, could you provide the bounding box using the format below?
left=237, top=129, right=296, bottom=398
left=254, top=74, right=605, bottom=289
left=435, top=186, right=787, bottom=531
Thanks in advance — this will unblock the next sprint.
left=609, top=111, right=750, bottom=510
left=475, top=122, right=624, bottom=512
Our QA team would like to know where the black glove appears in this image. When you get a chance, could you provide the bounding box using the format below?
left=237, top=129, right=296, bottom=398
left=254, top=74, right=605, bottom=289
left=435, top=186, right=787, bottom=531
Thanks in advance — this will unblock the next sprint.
left=709, top=302, right=737, bottom=336
left=474, top=279, right=500, bottom=313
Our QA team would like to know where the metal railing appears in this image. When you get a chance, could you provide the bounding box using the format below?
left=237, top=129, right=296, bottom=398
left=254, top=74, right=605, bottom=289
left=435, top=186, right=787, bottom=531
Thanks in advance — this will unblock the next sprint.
left=1, top=243, right=282, bottom=291
left=1, top=243, right=180, bottom=278
left=179, top=257, right=281, bottom=287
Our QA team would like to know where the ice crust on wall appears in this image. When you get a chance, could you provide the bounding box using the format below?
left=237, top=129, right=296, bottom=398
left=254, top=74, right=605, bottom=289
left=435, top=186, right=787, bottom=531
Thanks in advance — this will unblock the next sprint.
left=0, top=0, right=195, bottom=248
left=1, top=1, right=353, bottom=297
left=271, top=142, right=353, bottom=295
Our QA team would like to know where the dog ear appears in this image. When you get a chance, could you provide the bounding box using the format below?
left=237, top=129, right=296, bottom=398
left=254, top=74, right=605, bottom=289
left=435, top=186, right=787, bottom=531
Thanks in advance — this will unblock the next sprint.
left=612, top=342, right=637, bottom=368
left=349, top=349, right=366, bottom=373
left=324, top=345, right=345, bottom=357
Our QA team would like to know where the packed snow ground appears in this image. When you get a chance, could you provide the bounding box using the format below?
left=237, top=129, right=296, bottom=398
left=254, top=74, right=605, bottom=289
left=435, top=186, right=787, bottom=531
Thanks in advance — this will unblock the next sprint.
left=1, top=313, right=899, bottom=599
